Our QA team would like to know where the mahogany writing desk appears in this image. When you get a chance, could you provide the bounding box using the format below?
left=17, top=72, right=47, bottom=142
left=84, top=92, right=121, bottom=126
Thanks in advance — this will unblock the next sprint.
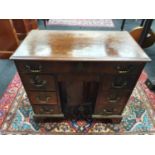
left=10, top=30, right=150, bottom=123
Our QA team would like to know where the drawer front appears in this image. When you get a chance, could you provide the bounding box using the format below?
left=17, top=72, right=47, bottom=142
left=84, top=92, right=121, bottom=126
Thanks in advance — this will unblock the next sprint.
left=94, top=90, right=132, bottom=115
left=15, top=61, right=72, bottom=73
left=20, top=74, right=56, bottom=91
left=102, top=75, right=139, bottom=90
left=32, top=104, right=61, bottom=114
left=27, top=91, right=58, bottom=105
left=15, top=61, right=144, bottom=75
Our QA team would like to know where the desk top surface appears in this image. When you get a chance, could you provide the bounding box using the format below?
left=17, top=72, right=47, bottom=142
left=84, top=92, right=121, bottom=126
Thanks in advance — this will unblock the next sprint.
left=10, top=30, right=150, bottom=62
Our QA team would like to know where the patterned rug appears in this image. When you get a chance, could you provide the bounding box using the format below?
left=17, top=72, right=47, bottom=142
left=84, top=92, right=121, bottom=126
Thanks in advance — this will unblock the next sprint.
left=0, top=71, right=155, bottom=135
left=47, top=19, right=114, bottom=28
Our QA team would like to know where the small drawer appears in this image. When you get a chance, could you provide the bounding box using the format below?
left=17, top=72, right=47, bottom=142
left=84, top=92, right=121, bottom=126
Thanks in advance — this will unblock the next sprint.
left=27, top=91, right=58, bottom=105
left=15, top=61, right=144, bottom=75
left=16, top=61, right=44, bottom=73
left=72, top=62, right=144, bottom=75
left=32, top=104, right=61, bottom=114
left=20, top=74, right=56, bottom=91
left=94, top=90, right=131, bottom=115
left=15, top=61, right=72, bottom=73
left=102, top=75, right=139, bottom=90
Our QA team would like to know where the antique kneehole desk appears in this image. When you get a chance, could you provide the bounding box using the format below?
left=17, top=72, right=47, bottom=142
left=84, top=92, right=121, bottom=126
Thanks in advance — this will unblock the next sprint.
left=10, top=30, right=150, bottom=123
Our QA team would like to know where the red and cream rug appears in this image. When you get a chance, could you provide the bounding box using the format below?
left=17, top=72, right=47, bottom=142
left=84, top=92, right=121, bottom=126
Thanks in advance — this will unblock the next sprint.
left=47, top=19, right=114, bottom=28
left=0, top=71, right=155, bottom=134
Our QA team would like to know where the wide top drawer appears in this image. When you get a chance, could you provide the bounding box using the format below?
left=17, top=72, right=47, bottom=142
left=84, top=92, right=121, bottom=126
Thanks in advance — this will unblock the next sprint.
left=15, top=61, right=144, bottom=75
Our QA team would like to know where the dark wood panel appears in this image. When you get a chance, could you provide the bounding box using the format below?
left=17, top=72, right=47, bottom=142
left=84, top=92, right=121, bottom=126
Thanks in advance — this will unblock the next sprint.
left=57, top=74, right=100, bottom=82
left=32, top=104, right=61, bottom=115
left=15, top=60, right=144, bottom=75
left=101, top=74, right=140, bottom=90
left=58, top=80, right=99, bottom=119
left=94, top=90, right=132, bottom=115
left=19, top=74, right=56, bottom=91
left=66, top=81, right=83, bottom=106
left=27, top=91, right=58, bottom=105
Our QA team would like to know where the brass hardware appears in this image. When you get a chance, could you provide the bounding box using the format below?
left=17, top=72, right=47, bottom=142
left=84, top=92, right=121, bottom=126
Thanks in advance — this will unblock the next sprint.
left=108, top=94, right=120, bottom=103
left=103, top=108, right=116, bottom=114
left=30, top=76, right=47, bottom=88
left=25, top=64, right=42, bottom=73
left=31, top=80, right=46, bottom=87
left=116, top=65, right=133, bottom=74
left=112, top=77, right=128, bottom=89
left=36, top=95, right=51, bottom=104
left=40, top=106, right=54, bottom=113
left=112, top=81, right=127, bottom=89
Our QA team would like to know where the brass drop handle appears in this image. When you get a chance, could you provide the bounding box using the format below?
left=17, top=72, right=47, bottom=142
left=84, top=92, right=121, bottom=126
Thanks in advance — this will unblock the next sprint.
left=36, top=96, right=51, bottom=104
left=108, top=95, right=120, bottom=103
left=30, top=76, right=47, bottom=88
left=112, top=81, right=127, bottom=89
left=116, top=65, right=132, bottom=74
left=25, top=64, right=42, bottom=73
left=40, top=106, right=54, bottom=113
left=103, top=109, right=116, bottom=114
left=31, top=79, right=47, bottom=88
